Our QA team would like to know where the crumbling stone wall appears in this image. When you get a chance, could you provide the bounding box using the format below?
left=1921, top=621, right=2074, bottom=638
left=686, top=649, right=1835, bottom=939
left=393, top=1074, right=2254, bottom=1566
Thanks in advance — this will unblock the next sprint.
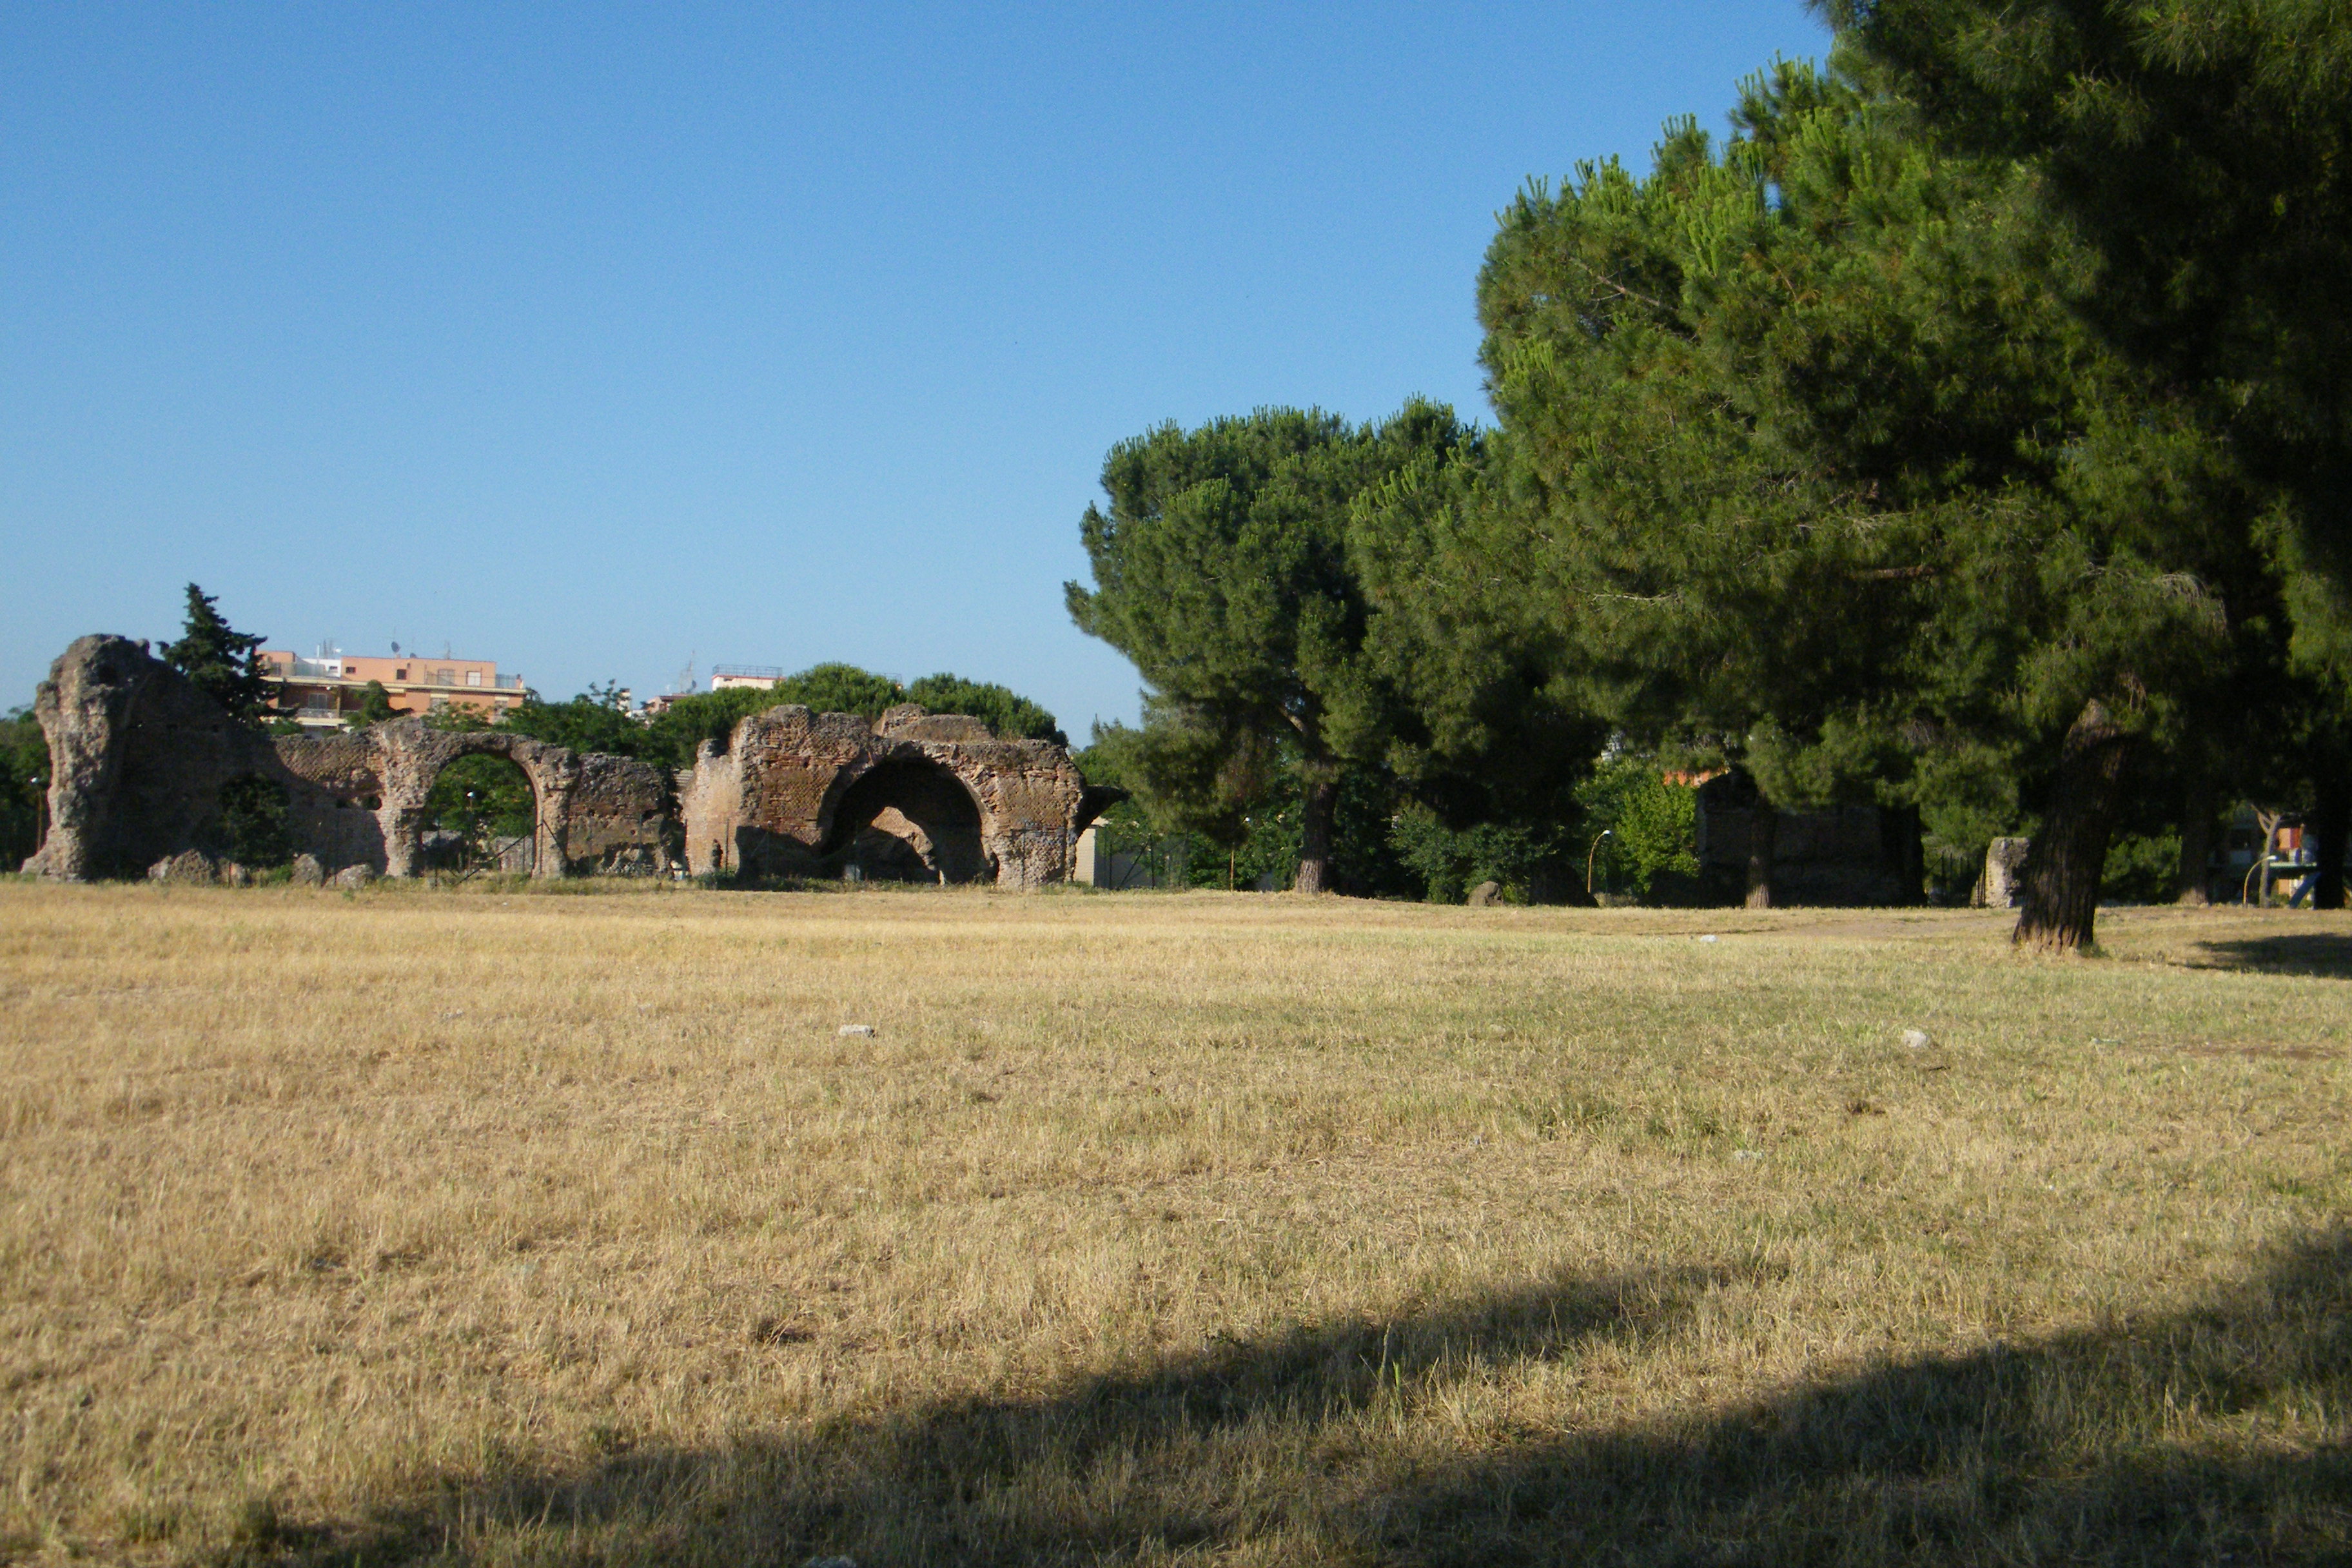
left=366, top=720, right=670, bottom=877
left=22, top=636, right=667, bottom=881
left=24, top=635, right=1104, bottom=888
left=679, top=702, right=1099, bottom=887
left=21, top=634, right=377, bottom=879
left=272, top=731, right=389, bottom=871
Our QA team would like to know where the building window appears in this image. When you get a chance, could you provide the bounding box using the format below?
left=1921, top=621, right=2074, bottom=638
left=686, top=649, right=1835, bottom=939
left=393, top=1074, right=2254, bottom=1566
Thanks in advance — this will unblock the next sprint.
left=467, top=669, right=482, bottom=687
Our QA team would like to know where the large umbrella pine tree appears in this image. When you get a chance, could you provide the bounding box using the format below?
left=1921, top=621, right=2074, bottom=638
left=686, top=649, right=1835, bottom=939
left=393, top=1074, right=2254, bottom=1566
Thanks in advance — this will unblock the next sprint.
left=1473, top=69, right=2002, bottom=908
left=1474, top=56, right=2262, bottom=945
left=1837, top=0, right=2352, bottom=609
left=1066, top=404, right=1473, bottom=894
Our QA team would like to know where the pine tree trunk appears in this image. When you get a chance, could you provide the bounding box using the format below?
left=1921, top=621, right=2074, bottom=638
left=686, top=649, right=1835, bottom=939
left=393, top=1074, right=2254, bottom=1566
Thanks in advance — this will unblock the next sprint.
left=1744, top=804, right=1778, bottom=909
left=1294, top=776, right=1338, bottom=895
left=2312, top=774, right=2349, bottom=910
left=2174, top=772, right=2214, bottom=906
left=2014, top=700, right=2135, bottom=952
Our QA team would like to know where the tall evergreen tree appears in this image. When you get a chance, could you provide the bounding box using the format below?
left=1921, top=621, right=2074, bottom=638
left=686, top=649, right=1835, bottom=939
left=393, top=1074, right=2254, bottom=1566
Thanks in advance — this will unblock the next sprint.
left=1833, top=1, right=2352, bottom=608
left=1466, top=55, right=2270, bottom=944
left=1067, top=402, right=1474, bottom=894
left=163, top=584, right=279, bottom=725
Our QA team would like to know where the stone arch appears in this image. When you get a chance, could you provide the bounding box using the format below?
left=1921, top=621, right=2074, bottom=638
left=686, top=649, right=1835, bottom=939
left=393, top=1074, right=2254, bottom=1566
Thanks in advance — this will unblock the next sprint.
left=419, top=750, right=540, bottom=872
left=816, top=755, right=992, bottom=883
left=373, top=721, right=575, bottom=879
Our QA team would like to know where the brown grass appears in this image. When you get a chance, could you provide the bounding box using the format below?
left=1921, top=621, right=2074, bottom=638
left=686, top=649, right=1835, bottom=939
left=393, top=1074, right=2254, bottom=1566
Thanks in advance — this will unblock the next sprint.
left=1, top=879, right=2347, bottom=1565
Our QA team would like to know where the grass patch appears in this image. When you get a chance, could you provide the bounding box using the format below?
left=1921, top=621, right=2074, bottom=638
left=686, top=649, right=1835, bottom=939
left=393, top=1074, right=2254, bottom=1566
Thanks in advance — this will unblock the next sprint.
left=0, top=885, right=2346, bottom=1563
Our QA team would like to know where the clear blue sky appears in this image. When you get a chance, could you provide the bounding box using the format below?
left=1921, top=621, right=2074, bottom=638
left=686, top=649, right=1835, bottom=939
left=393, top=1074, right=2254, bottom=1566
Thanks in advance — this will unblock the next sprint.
left=2, top=2, right=1827, bottom=738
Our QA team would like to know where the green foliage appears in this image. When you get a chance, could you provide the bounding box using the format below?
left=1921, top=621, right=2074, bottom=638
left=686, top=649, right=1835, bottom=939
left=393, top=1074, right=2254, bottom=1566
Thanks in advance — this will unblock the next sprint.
left=493, top=683, right=646, bottom=754
left=345, top=681, right=397, bottom=730
left=1073, top=721, right=1147, bottom=796
left=1455, top=47, right=2302, bottom=933
left=770, top=663, right=906, bottom=720
left=1101, top=703, right=1288, bottom=851
left=497, top=665, right=1062, bottom=776
left=1184, top=796, right=1302, bottom=891
left=215, top=774, right=292, bottom=867
left=1389, top=808, right=1571, bottom=904
left=1840, top=0, right=2352, bottom=631
left=905, top=674, right=1065, bottom=745
left=164, top=584, right=279, bottom=725
left=1348, top=440, right=1609, bottom=833
left=1075, top=720, right=1415, bottom=896
left=1067, top=402, right=1480, bottom=888
left=0, top=707, right=50, bottom=868
left=2101, top=831, right=2181, bottom=906
left=425, top=755, right=535, bottom=841
left=1575, top=755, right=1700, bottom=899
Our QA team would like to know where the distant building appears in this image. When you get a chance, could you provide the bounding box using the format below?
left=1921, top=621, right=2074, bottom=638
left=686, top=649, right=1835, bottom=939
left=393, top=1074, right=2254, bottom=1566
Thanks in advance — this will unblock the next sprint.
left=710, top=664, right=785, bottom=691
left=259, top=645, right=525, bottom=729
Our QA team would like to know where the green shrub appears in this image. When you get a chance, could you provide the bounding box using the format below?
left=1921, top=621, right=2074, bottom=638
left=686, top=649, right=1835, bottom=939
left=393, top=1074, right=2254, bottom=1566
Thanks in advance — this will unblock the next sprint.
left=1389, top=809, right=1569, bottom=903
left=1575, top=754, right=1699, bottom=899
left=217, top=776, right=293, bottom=867
left=2102, top=832, right=2180, bottom=905
left=424, top=755, right=535, bottom=841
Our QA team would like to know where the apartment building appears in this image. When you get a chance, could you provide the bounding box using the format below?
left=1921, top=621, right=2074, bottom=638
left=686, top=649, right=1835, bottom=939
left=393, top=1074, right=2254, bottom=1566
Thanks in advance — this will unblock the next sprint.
left=709, top=663, right=785, bottom=691
left=259, top=645, right=526, bottom=728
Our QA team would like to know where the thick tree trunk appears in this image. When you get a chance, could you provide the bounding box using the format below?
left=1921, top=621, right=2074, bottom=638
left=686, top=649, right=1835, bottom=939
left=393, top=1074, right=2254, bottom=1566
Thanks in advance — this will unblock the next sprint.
left=1293, top=775, right=1338, bottom=895
left=2174, top=772, right=2214, bottom=906
left=1744, top=803, right=1778, bottom=909
left=2014, top=700, right=2135, bottom=952
left=2312, top=774, right=2349, bottom=910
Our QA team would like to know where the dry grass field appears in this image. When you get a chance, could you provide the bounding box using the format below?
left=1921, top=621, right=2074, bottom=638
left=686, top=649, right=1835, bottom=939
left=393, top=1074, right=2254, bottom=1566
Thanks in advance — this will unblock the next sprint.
left=2, top=877, right=2349, bottom=1567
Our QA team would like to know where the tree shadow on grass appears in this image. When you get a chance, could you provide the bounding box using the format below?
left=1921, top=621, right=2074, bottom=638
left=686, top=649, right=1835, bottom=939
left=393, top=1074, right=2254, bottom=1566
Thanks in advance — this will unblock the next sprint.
left=235, top=1239, right=2352, bottom=1567
left=2191, top=934, right=2352, bottom=979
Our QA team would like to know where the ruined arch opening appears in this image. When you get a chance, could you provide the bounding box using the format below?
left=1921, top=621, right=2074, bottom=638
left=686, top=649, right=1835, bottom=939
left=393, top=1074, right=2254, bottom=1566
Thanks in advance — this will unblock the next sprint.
left=421, top=752, right=538, bottom=874
left=821, top=760, right=988, bottom=883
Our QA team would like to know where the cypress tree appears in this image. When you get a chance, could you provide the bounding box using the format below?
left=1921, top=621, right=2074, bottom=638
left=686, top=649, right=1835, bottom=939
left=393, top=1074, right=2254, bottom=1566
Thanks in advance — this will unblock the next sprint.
left=163, top=584, right=279, bottom=726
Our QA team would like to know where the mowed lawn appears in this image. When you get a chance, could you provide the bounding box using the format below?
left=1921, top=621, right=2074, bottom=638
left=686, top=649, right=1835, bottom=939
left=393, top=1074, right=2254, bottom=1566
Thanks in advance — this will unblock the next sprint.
left=1, top=880, right=2348, bottom=1567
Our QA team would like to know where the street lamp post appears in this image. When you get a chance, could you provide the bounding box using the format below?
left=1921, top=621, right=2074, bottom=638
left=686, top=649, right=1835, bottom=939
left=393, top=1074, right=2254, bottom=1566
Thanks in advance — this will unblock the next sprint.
left=1587, top=828, right=1614, bottom=897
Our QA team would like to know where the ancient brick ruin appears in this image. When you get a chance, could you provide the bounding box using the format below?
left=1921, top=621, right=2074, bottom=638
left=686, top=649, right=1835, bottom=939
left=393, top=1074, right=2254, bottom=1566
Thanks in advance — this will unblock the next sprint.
left=678, top=702, right=1122, bottom=887
left=22, top=635, right=1111, bottom=888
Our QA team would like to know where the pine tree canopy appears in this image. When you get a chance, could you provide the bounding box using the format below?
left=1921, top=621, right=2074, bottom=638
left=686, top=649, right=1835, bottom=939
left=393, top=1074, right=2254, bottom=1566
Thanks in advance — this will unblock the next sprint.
left=162, top=584, right=278, bottom=726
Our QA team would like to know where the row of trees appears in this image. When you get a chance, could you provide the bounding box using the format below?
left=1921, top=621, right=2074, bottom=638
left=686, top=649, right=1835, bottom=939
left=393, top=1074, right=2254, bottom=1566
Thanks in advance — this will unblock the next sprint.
left=1068, top=3, right=2352, bottom=948
left=484, top=665, right=1063, bottom=773
left=158, top=582, right=1066, bottom=771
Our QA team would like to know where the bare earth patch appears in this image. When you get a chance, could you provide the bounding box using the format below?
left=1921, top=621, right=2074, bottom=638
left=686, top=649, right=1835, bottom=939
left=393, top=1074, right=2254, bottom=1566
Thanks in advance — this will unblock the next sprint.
left=1, top=881, right=2347, bottom=1565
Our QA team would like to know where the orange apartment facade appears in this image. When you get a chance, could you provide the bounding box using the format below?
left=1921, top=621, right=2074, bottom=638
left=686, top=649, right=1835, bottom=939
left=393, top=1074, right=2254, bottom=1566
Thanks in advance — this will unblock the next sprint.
left=258, top=647, right=526, bottom=728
